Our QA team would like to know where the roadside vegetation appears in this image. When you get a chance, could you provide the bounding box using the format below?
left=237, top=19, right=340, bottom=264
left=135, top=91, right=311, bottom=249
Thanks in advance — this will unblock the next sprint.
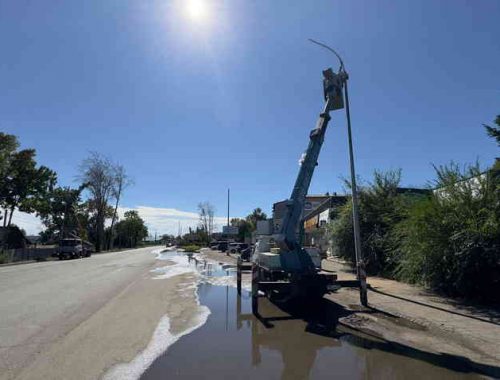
left=230, top=208, right=268, bottom=242
left=330, top=116, right=500, bottom=302
left=181, top=245, right=202, bottom=253
left=0, top=133, right=148, bottom=256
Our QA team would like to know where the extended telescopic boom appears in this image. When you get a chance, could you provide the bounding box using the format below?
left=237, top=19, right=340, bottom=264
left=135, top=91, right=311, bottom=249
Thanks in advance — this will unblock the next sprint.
left=276, top=68, right=346, bottom=272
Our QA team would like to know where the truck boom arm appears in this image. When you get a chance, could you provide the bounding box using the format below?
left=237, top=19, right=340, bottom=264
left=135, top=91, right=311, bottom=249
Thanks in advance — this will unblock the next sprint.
left=278, top=68, right=346, bottom=253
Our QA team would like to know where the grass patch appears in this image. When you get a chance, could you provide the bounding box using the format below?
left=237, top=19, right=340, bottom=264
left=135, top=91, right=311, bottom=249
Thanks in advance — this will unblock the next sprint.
left=181, top=244, right=202, bottom=253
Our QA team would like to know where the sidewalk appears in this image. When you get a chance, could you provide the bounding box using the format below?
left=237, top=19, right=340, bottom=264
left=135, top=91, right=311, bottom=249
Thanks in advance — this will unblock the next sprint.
left=324, top=256, right=500, bottom=376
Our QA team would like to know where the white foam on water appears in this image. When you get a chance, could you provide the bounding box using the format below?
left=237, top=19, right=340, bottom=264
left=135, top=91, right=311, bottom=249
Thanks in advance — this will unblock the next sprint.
left=103, top=306, right=210, bottom=380
left=103, top=247, right=249, bottom=380
left=150, top=247, right=170, bottom=260
left=150, top=264, right=196, bottom=280
left=202, top=275, right=236, bottom=287
left=149, top=249, right=200, bottom=280
left=103, top=248, right=211, bottom=380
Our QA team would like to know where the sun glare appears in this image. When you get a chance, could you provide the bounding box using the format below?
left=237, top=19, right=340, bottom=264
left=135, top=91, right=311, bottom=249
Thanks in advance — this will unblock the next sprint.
left=186, top=0, right=208, bottom=22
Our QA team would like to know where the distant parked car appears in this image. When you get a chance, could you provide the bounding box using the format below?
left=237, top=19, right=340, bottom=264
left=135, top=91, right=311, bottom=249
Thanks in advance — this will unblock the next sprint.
left=228, top=243, right=240, bottom=254
left=217, top=241, right=228, bottom=252
left=229, top=243, right=249, bottom=254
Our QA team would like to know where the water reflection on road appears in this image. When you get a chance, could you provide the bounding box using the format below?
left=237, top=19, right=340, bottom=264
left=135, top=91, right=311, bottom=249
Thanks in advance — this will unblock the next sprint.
left=142, top=253, right=486, bottom=379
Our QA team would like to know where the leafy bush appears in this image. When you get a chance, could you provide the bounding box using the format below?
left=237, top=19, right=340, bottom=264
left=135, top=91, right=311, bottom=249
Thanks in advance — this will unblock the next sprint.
left=330, top=163, right=499, bottom=302
left=330, top=170, right=419, bottom=276
left=395, top=163, right=500, bottom=301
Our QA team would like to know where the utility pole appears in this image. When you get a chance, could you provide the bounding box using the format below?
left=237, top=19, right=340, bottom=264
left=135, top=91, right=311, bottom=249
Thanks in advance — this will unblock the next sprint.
left=227, top=188, right=230, bottom=228
left=344, top=78, right=368, bottom=306
left=309, top=38, right=368, bottom=306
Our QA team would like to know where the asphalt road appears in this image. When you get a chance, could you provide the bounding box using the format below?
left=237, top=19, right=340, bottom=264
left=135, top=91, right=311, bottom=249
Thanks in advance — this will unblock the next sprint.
left=0, top=247, right=163, bottom=380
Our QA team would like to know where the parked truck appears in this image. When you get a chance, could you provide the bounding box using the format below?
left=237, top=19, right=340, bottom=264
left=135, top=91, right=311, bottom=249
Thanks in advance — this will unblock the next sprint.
left=58, top=238, right=93, bottom=260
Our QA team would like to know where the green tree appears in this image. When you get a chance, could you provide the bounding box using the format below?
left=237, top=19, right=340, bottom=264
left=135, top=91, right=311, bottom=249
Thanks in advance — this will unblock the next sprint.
left=37, top=185, right=88, bottom=241
left=161, top=234, right=175, bottom=245
left=230, top=217, right=252, bottom=241
left=115, top=210, right=148, bottom=248
left=483, top=114, right=500, bottom=181
left=0, top=133, right=19, bottom=224
left=229, top=208, right=268, bottom=242
left=483, top=115, right=500, bottom=146
left=1, top=146, right=56, bottom=226
left=245, top=208, right=268, bottom=230
left=0, top=133, right=18, bottom=191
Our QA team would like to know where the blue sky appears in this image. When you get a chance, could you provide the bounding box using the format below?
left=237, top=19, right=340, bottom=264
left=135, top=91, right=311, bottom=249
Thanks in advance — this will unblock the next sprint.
left=2, top=0, right=499, bottom=234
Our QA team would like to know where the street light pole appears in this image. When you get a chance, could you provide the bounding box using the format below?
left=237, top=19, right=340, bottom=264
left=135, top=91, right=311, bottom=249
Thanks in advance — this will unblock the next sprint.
left=309, top=38, right=368, bottom=306
left=344, top=78, right=368, bottom=306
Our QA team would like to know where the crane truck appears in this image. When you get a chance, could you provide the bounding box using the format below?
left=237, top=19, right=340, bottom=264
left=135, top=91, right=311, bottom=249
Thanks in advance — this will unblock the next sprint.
left=237, top=67, right=350, bottom=313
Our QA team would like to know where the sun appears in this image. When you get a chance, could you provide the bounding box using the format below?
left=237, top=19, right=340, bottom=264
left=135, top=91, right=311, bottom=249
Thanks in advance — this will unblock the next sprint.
left=186, top=0, right=208, bottom=22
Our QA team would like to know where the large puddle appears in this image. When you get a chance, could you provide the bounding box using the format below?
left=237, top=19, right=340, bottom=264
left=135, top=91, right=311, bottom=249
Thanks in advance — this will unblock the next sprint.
left=140, top=251, right=488, bottom=379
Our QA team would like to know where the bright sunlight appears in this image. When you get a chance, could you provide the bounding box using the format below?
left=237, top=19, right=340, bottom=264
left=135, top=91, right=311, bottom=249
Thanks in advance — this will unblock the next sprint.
left=185, top=0, right=208, bottom=23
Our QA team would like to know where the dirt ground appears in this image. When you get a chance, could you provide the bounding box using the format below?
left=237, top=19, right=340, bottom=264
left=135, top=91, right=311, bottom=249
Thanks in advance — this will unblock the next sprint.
left=199, top=248, right=500, bottom=378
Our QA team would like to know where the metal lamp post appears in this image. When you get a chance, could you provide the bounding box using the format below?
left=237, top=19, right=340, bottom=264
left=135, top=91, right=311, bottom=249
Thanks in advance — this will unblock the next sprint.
left=309, top=39, right=368, bottom=306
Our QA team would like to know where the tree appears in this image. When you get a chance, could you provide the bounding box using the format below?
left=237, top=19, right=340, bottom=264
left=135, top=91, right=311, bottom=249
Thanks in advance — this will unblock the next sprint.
left=0, top=146, right=56, bottom=226
left=229, top=208, right=268, bottom=242
left=245, top=208, right=268, bottom=230
left=483, top=114, right=500, bottom=180
left=108, top=164, right=132, bottom=250
left=231, top=217, right=252, bottom=241
left=161, top=234, right=175, bottom=245
left=78, top=152, right=115, bottom=252
left=0, top=133, right=19, bottom=225
left=37, top=184, right=88, bottom=241
left=114, top=210, right=148, bottom=248
left=198, top=201, right=215, bottom=243
left=483, top=115, right=500, bottom=146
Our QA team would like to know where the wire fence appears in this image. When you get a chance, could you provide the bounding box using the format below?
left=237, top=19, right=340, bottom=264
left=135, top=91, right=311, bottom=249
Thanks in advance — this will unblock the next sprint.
left=0, top=247, right=56, bottom=264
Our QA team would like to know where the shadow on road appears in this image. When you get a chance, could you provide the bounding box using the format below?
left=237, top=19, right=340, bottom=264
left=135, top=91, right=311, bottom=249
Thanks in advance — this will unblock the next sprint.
left=369, top=286, right=500, bottom=326
left=254, top=295, right=500, bottom=379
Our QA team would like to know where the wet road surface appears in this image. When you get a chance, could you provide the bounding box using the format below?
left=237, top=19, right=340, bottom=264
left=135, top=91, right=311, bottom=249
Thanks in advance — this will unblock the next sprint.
left=142, top=254, right=486, bottom=380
